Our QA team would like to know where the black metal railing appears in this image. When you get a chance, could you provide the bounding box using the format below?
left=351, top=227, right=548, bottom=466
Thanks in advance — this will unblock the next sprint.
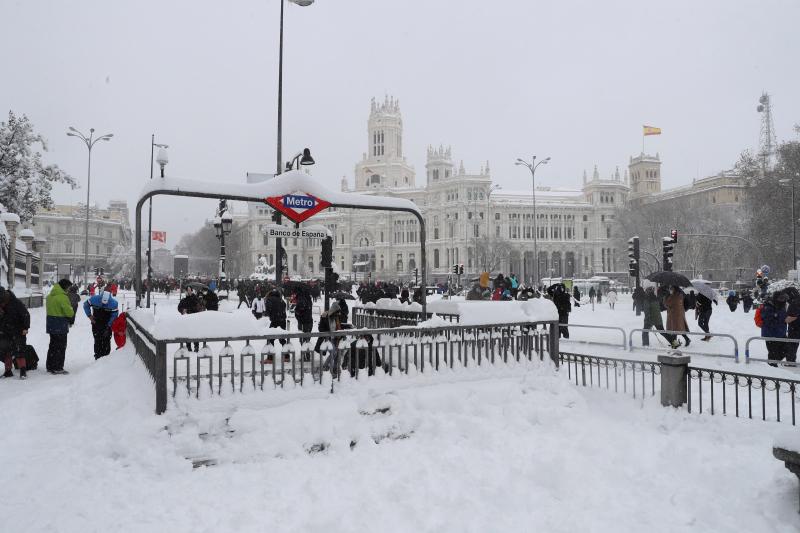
left=687, top=366, right=799, bottom=426
left=126, top=314, right=559, bottom=414
left=559, top=352, right=660, bottom=399
left=126, top=316, right=167, bottom=414
left=351, top=306, right=460, bottom=328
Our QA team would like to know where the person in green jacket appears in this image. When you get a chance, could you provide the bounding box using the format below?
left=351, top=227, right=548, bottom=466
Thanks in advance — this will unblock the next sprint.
left=642, top=286, right=670, bottom=347
left=46, top=279, right=76, bottom=374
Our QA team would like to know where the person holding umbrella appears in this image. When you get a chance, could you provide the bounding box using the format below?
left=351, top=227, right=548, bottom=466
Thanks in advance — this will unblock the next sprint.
left=665, top=286, right=691, bottom=349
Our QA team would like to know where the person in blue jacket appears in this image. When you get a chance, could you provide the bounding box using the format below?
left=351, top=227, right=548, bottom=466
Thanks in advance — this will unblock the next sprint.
left=83, top=290, right=119, bottom=360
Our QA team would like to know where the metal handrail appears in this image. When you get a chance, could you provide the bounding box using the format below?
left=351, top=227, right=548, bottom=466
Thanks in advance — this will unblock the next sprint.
left=558, top=323, right=627, bottom=349
left=628, top=328, right=739, bottom=362
left=744, top=336, right=800, bottom=364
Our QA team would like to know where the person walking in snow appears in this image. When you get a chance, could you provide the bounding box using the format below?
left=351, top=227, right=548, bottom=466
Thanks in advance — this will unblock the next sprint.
left=251, top=292, right=266, bottom=319
left=606, top=290, right=617, bottom=310
left=294, top=285, right=313, bottom=334
left=641, top=287, right=667, bottom=347
left=265, top=289, right=287, bottom=331
left=45, top=279, right=75, bottom=374
left=0, top=287, right=30, bottom=379
left=726, top=290, right=739, bottom=312
left=177, top=286, right=203, bottom=352
left=665, top=286, right=691, bottom=349
left=695, top=292, right=717, bottom=341
left=83, top=290, right=119, bottom=360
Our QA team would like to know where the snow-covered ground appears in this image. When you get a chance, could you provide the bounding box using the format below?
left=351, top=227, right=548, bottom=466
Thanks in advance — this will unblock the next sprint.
left=1, top=290, right=798, bottom=532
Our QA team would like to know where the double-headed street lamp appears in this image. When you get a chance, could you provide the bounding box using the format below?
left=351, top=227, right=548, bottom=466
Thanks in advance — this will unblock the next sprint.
left=213, top=200, right=233, bottom=286
left=515, top=155, right=550, bottom=286
left=66, top=127, right=113, bottom=287
left=146, top=137, right=169, bottom=308
left=275, top=0, right=315, bottom=286
left=779, top=171, right=800, bottom=273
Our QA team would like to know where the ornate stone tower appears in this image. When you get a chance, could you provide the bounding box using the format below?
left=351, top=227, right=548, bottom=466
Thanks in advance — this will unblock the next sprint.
left=425, top=145, right=454, bottom=185
left=628, top=152, right=662, bottom=198
left=354, top=95, right=415, bottom=191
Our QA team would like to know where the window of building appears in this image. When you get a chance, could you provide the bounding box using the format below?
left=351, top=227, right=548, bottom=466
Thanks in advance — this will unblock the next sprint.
left=495, top=213, right=500, bottom=220
left=65, top=241, right=72, bottom=254
left=584, top=228, right=588, bottom=239
left=433, top=169, right=440, bottom=180
left=263, top=234, right=269, bottom=245
left=434, top=249, right=440, bottom=268
left=606, top=226, right=611, bottom=238
left=495, top=226, right=500, bottom=237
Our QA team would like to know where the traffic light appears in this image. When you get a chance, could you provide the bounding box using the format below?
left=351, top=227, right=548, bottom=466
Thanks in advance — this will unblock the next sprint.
left=94, top=267, right=99, bottom=276
left=271, top=210, right=281, bottom=224
left=324, top=266, right=339, bottom=293
left=452, top=264, right=458, bottom=275
left=670, top=229, right=678, bottom=243
left=412, top=267, right=418, bottom=278
left=627, top=236, right=640, bottom=280
left=662, top=236, right=675, bottom=271
left=321, top=236, right=332, bottom=268
left=458, top=264, right=464, bottom=275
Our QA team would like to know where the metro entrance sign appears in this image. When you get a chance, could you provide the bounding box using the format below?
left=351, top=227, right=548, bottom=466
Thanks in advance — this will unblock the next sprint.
left=265, top=191, right=331, bottom=224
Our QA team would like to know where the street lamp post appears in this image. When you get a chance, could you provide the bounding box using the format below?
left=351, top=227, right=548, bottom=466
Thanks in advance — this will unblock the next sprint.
left=213, top=200, right=233, bottom=287
left=66, top=127, right=113, bottom=287
left=146, top=138, right=169, bottom=308
left=275, top=0, right=315, bottom=287
left=515, top=155, right=550, bottom=286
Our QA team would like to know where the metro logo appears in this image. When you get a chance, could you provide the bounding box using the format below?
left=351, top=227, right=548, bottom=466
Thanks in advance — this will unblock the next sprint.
left=265, top=191, right=330, bottom=224
left=283, top=195, right=316, bottom=209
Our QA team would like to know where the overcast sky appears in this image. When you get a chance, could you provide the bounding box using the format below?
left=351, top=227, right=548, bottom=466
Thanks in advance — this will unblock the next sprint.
left=2, top=0, right=799, bottom=245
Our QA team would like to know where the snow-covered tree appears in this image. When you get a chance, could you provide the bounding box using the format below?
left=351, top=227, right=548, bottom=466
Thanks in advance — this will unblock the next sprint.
left=108, top=244, right=134, bottom=278
left=0, top=111, right=76, bottom=221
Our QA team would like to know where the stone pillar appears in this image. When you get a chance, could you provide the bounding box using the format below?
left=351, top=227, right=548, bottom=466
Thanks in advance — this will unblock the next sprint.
left=658, top=353, right=691, bottom=407
left=33, top=237, right=46, bottom=288
left=1, top=213, right=20, bottom=288
left=19, top=230, right=34, bottom=290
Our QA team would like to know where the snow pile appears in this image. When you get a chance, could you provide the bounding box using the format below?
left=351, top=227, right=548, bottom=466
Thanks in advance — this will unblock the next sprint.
left=427, top=299, right=558, bottom=325
left=131, top=308, right=285, bottom=340
left=357, top=297, right=558, bottom=325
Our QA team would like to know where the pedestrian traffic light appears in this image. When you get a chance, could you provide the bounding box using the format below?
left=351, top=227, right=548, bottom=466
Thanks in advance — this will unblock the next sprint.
left=452, top=264, right=458, bottom=275
left=662, top=236, right=675, bottom=272
left=321, top=236, right=332, bottom=268
left=670, top=229, right=678, bottom=243
left=458, top=264, right=464, bottom=275
left=271, top=210, right=281, bottom=224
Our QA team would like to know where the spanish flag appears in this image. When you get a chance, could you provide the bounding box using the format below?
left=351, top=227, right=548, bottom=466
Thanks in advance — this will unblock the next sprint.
left=643, top=125, right=662, bottom=136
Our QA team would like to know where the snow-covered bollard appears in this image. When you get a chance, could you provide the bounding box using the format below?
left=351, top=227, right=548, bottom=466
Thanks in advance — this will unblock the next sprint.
left=657, top=353, right=691, bottom=408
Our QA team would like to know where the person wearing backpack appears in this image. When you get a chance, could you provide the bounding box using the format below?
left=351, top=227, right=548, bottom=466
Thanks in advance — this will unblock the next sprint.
left=760, top=292, right=787, bottom=367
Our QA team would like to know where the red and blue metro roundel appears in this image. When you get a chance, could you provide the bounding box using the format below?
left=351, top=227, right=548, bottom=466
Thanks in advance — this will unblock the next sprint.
left=265, top=191, right=331, bottom=224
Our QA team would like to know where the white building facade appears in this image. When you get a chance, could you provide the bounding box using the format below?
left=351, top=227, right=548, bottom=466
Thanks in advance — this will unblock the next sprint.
left=230, top=96, right=630, bottom=284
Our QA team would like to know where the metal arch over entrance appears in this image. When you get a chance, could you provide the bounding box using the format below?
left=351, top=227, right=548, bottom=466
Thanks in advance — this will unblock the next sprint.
left=134, top=170, right=427, bottom=314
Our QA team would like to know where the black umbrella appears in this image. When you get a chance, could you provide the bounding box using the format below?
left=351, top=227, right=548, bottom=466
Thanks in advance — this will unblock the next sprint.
left=646, top=271, right=692, bottom=287
left=187, top=282, right=209, bottom=291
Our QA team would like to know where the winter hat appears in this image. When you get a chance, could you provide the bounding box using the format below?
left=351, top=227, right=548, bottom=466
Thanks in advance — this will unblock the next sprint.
left=58, top=279, right=71, bottom=291
left=101, top=291, right=111, bottom=305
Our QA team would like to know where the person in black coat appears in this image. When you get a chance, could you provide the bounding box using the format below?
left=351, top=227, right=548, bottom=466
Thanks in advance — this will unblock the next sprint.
left=551, top=285, right=572, bottom=339
left=265, top=289, right=287, bottom=330
left=337, top=297, right=349, bottom=324
left=632, top=286, right=646, bottom=316
left=203, top=289, right=219, bottom=311
left=178, top=287, right=203, bottom=352
left=294, top=286, right=313, bottom=333
left=695, top=293, right=716, bottom=341
left=0, top=287, right=30, bottom=378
